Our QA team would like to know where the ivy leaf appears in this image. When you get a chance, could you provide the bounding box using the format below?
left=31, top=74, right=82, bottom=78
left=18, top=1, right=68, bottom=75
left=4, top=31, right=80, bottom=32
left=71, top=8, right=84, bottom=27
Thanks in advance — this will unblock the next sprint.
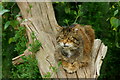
left=110, top=17, right=120, bottom=28
left=4, top=21, right=11, bottom=30
left=114, top=10, right=118, bottom=16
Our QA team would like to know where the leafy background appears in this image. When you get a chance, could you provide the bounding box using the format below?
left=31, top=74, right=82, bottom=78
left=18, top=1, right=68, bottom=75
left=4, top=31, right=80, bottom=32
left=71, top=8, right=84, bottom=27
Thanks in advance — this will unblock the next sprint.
left=1, top=2, right=120, bottom=79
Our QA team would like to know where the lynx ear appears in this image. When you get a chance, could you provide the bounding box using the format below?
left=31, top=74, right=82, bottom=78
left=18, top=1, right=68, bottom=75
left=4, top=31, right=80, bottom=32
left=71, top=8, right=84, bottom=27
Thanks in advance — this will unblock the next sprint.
left=71, top=24, right=80, bottom=33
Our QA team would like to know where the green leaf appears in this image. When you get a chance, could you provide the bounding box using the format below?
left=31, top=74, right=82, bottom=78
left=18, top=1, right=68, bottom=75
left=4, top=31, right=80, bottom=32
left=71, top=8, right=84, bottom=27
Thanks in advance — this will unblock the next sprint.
left=29, top=4, right=33, bottom=9
left=0, top=9, right=10, bottom=15
left=8, top=38, right=14, bottom=44
left=58, top=61, right=62, bottom=67
left=63, top=19, right=69, bottom=24
left=4, top=20, right=19, bottom=30
left=114, top=10, right=118, bottom=16
left=116, top=42, right=120, bottom=48
left=15, top=14, right=21, bottom=18
left=29, top=40, right=41, bottom=53
left=10, top=20, right=19, bottom=27
left=31, top=32, right=36, bottom=39
left=4, top=21, right=10, bottom=30
left=78, top=5, right=81, bottom=9
left=74, top=11, right=77, bottom=15
left=65, top=7, right=70, bottom=14
left=110, top=17, right=120, bottom=28
left=43, top=72, right=51, bottom=78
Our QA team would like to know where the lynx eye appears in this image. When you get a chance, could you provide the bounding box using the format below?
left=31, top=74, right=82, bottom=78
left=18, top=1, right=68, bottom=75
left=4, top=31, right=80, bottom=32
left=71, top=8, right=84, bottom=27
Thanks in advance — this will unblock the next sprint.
left=60, top=36, right=64, bottom=39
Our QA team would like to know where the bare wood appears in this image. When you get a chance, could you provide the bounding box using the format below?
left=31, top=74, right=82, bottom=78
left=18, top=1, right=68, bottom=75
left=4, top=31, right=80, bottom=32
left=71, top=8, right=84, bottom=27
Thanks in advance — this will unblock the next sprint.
left=12, top=54, right=25, bottom=61
left=12, top=48, right=32, bottom=65
left=16, top=2, right=59, bottom=78
left=16, top=2, right=108, bottom=79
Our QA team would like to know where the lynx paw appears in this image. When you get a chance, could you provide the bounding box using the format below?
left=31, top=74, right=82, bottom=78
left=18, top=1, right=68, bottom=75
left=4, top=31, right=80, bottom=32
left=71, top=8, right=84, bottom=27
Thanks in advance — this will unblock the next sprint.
left=62, top=61, right=79, bottom=74
left=64, top=68, right=77, bottom=74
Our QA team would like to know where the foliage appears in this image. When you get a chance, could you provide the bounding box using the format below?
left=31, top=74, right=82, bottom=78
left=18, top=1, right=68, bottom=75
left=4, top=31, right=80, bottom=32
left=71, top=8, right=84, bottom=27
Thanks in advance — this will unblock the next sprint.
left=29, top=32, right=41, bottom=53
left=53, top=2, right=83, bottom=26
left=43, top=61, right=62, bottom=78
left=2, top=2, right=41, bottom=79
left=2, top=2, right=20, bottom=78
left=9, top=26, right=28, bottom=55
left=0, top=2, right=9, bottom=15
left=53, top=2, right=120, bottom=79
left=43, top=72, right=51, bottom=78
left=12, top=55, right=41, bottom=78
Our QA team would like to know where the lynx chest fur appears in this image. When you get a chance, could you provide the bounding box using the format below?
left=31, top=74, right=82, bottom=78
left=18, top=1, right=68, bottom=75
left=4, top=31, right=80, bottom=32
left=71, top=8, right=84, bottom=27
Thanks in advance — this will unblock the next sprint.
left=54, top=24, right=95, bottom=73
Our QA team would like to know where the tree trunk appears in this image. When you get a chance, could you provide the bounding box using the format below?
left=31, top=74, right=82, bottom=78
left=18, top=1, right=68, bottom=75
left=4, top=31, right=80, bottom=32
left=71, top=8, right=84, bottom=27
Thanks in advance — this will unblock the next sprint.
left=15, top=2, right=108, bottom=78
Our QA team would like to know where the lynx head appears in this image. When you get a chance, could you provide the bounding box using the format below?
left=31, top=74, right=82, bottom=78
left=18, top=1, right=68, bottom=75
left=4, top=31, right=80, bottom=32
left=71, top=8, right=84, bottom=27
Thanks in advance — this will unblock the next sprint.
left=56, top=24, right=83, bottom=50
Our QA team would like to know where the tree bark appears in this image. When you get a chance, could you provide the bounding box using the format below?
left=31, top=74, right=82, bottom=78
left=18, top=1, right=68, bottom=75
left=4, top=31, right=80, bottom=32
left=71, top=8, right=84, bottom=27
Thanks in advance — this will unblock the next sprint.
left=15, top=2, right=108, bottom=79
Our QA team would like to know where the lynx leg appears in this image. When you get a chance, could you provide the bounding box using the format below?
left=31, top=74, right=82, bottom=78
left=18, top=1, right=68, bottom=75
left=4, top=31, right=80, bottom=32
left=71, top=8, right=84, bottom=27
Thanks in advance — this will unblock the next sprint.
left=54, top=50, right=62, bottom=62
left=62, top=61, right=79, bottom=73
left=79, top=54, right=91, bottom=68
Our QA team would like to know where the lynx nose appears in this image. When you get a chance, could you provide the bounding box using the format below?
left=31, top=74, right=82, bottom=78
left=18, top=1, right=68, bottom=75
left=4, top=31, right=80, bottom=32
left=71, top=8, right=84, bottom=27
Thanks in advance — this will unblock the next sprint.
left=59, top=42, right=69, bottom=47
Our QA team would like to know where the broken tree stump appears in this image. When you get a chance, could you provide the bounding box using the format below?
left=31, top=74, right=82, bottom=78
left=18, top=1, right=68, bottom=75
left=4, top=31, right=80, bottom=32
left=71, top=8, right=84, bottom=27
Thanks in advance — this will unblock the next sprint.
left=14, top=2, right=108, bottom=78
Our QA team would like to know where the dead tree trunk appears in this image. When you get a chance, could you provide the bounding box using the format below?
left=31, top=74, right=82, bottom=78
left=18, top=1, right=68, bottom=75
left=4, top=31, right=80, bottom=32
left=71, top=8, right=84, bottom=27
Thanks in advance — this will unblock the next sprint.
left=14, top=2, right=108, bottom=78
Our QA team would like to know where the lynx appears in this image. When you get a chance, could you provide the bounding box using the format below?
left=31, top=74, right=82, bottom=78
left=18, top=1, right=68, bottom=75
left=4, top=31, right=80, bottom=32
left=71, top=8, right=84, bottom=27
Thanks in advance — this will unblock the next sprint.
left=54, top=24, right=95, bottom=73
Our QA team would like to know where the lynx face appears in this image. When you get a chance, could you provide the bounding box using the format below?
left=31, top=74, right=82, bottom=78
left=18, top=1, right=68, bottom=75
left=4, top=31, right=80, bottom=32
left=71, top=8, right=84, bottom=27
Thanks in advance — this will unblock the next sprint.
left=56, top=27, right=83, bottom=58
